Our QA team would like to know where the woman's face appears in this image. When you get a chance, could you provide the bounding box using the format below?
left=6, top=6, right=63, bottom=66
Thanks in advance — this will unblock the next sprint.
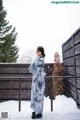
left=36, top=50, right=42, bottom=56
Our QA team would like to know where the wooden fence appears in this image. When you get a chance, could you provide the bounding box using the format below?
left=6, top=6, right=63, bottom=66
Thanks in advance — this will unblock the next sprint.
left=62, top=27, right=80, bottom=108
left=0, top=63, right=53, bottom=101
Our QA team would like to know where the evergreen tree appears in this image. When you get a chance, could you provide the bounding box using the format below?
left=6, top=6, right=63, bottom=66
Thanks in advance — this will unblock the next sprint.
left=0, top=0, right=19, bottom=62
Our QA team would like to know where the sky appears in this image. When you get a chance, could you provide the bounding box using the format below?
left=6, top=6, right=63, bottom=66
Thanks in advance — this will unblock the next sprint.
left=3, top=0, right=80, bottom=62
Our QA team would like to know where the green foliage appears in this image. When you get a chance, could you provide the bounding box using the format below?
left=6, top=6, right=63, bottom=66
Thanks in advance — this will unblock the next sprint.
left=0, top=0, right=19, bottom=62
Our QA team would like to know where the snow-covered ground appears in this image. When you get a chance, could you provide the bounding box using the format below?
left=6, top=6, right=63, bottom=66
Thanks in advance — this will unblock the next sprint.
left=0, top=95, right=80, bottom=120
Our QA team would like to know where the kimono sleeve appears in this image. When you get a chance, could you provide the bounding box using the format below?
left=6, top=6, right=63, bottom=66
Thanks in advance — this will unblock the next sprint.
left=28, top=63, right=37, bottom=74
left=35, top=57, right=44, bottom=67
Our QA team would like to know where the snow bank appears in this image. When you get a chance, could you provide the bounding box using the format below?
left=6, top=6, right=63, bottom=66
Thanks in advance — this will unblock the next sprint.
left=53, top=95, right=80, bottom=114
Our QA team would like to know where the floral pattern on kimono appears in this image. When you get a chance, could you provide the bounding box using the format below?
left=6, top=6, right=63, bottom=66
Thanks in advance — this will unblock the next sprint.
left=29, top=56, right=46, bottom=114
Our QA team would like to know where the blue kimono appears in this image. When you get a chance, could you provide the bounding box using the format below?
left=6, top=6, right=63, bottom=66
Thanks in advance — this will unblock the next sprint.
left=29, top=56, right=46, bottom=114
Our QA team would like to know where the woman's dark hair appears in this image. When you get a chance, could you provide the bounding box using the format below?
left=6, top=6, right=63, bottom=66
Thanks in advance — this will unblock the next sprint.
left=37, top=46, right=45, bottom=58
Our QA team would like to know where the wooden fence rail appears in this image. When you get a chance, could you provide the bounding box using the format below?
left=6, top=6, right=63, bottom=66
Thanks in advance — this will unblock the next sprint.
left=0, top=63, right=53, bottom=101
left=0, top=75, right=80, bottom=111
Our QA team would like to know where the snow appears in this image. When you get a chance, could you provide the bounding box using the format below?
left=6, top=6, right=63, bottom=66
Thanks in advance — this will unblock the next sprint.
left=0, top=95, right=80, bottom=120
left=53, top=95, right=80, bottom=114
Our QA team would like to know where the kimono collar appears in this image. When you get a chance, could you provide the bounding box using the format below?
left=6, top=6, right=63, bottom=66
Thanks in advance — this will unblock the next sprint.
left=38, top=56, right=43, bottom=59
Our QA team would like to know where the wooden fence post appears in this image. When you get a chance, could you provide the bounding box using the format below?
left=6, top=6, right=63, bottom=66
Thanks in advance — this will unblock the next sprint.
left=19, top=78, right=21, bottom=111
left=51, top=79, right=53, bottom=111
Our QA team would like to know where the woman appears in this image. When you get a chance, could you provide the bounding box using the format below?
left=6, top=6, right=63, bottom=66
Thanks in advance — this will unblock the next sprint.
left=29, top=46, right=46, bottom=119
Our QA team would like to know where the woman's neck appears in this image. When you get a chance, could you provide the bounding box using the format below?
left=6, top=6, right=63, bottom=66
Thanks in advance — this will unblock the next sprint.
left=37, top=55, right=43, bottom=58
